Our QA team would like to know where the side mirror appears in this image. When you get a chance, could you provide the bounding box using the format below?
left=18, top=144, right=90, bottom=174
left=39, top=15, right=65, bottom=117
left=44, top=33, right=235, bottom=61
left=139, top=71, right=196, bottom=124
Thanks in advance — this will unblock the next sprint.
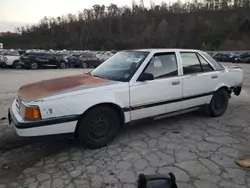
left=138, top=72, right=154, bottom=82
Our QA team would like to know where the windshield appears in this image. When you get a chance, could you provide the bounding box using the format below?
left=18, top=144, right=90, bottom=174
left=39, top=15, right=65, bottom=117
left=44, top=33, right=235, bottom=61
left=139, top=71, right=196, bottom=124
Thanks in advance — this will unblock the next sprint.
left=90, top=51, right=149, bottom=82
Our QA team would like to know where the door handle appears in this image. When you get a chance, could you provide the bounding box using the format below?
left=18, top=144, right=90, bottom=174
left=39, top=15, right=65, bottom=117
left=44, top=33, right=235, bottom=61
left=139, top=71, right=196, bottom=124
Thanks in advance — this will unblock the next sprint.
left=211, top=75, right=218, bottom=79
left=172, top=81, right=180, bottom=85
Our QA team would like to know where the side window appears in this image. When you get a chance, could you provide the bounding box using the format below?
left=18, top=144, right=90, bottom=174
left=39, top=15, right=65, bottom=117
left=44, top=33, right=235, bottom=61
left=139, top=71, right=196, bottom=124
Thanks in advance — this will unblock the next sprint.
left=197, top=54, right=214, bottom=72
left=45, top=53, right=53, bottom=58
left=144, top=53, right=178, bottom=79
left=38, top=53, right=46, bottom=58
left=200, top=51, right=224, bottom=70
left=180, top=52, right=202, bottom=75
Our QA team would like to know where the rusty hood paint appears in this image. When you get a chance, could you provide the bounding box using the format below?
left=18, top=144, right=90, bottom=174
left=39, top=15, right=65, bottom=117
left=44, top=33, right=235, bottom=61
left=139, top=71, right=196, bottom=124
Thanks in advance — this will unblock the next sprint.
left=18, top=74, right=110, bottom=102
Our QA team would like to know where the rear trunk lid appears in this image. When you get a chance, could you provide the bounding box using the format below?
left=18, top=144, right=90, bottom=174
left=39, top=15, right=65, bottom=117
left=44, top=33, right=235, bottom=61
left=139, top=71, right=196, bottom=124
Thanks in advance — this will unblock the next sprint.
left=224, top=65, right=244, bottom=87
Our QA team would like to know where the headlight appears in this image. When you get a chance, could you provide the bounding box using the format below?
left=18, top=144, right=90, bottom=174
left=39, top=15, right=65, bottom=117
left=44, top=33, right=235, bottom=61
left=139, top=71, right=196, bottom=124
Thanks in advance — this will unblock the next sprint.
left=20, top=102, right=40, bottom=120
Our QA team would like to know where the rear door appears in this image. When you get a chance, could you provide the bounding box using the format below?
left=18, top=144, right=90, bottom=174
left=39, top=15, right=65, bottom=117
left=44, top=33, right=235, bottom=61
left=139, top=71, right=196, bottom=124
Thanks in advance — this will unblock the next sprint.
left=34, top=53, right=50, bottom=66
left=44, top=53, right=57, bottom=66
left=179, top=51, right=222, bottom=109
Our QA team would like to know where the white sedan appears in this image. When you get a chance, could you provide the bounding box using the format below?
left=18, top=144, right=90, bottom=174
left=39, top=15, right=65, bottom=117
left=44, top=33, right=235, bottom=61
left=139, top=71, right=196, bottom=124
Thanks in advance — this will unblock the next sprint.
left=9, top=49, right=243, bottom=149
left=0, top=54, right=20, bottom=68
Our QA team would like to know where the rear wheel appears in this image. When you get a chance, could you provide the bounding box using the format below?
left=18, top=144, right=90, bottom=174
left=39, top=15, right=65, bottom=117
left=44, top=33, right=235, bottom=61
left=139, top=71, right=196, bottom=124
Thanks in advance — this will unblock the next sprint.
left=206, top=89, right=229, bottom=117
left=81, top=62, right=88, bottom=69
left=30, top=62, right=38, bottom=70
left=59, top=62, right=67, bottom=69
left=76, top=106, right=121, bottom=149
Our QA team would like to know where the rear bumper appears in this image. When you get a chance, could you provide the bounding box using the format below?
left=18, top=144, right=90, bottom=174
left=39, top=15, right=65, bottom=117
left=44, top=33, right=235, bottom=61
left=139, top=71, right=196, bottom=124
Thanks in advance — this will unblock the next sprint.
left=230, top=85, right=242, bottom=96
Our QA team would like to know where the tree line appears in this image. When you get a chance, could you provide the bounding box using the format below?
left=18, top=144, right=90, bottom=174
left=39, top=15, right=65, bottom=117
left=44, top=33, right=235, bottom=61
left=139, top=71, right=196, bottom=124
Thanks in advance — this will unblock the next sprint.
left=0, top=0, right=250, bottom=50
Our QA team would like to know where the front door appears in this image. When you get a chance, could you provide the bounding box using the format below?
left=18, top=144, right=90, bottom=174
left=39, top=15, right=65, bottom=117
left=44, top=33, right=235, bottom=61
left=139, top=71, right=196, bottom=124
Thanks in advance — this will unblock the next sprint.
left=129, top=52, right=183, bottom=121
left=179, top=52, right=222, bottom=109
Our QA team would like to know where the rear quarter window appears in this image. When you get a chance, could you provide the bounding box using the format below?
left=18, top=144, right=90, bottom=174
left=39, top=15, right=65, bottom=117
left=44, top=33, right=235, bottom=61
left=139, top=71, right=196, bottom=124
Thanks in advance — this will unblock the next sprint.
left=200, top=51, right=224, bottom=70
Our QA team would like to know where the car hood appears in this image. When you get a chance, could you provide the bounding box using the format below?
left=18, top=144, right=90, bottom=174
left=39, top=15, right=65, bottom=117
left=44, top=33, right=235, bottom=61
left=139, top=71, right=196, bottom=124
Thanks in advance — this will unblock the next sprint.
left=18, top=73, right=114, bottom=102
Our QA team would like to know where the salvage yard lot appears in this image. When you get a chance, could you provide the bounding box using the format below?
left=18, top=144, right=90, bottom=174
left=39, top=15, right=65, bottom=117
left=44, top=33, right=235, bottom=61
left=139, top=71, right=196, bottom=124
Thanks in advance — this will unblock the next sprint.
left=0, top=63, right=250, bottom=188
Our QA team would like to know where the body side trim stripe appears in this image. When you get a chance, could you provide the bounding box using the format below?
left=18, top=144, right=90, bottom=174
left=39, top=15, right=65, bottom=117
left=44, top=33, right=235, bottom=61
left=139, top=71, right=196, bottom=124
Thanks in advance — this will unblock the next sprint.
left=11, top=91, right=214, bottom=129
left=122, top=91, right=214, bottom=112
left=10, top=107, right=80, bottom=129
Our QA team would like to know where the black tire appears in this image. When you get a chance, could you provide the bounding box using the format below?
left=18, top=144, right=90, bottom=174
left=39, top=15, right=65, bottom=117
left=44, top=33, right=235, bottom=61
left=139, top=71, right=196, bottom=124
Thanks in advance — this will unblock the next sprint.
left=76, top=106, right=121, bottom=149
left=81, top=62, right=88, bottom=69
left=1, top=63, right=7, bottom=68
left=12, top=61, right=20, bottom=69
left=59, top=62, right=67, bottom=69
left=30, top=62, right=38, bottom=70
left=207, top=89, right=229, bottom=117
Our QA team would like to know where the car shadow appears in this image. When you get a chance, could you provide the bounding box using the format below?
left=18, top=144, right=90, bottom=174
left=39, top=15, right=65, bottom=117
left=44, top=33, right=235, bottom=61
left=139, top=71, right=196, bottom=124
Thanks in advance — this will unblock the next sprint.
left=0, top=129, right=79, bottom=184
left=0, top=110, right=208, bottom=184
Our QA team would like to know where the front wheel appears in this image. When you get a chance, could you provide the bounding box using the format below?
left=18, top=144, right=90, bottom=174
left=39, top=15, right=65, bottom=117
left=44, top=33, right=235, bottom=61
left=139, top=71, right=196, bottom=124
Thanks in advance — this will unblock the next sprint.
left=206, top=89, right=229, bottom=117
left=76, top=106, right=121, bottom=149
left=13, top=61, right=21, bottom=69
left=1, top=63, right=7, bottom=68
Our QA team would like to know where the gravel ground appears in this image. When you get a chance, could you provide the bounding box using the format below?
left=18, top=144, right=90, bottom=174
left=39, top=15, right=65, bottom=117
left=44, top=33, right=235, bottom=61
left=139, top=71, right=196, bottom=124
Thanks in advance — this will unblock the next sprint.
left=0, top=64, right=250, bottom=188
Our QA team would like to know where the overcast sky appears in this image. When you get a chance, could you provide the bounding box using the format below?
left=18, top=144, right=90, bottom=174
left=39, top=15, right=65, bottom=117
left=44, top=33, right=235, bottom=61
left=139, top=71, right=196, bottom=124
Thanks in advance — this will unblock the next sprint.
left=0, top=0, right=169, bottom=32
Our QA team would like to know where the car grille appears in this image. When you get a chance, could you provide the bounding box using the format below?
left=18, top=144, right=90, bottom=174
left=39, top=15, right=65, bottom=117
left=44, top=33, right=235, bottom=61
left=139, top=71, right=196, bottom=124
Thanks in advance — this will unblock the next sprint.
left=15, top=96, right=21, bottom=112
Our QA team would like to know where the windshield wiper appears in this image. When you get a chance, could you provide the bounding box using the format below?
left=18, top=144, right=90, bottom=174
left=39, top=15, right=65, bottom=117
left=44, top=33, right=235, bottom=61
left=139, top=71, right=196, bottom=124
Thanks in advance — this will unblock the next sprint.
left=86, top=71, right=91, bottom=76
left=92, top=75, right=104, bottom=79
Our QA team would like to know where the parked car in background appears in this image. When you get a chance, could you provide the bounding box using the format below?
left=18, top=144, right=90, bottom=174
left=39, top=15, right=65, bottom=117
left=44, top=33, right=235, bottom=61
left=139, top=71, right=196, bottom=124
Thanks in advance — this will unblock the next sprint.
left=67, top=54, right=81, bottom=67
left=18, top=52, right=68, bottom=70
left=68, top=53, right=102, bottom=68
left=233, top=52, right=250, bottom=63
left=0, top=52, right=20, bottom=68
left=212, top=53, right=223, bottom=61
left=0, top=56, right=6, bottom=68
left=9, top=49, right=243, bottom=149
left=213, top=53, right=233, bottom=62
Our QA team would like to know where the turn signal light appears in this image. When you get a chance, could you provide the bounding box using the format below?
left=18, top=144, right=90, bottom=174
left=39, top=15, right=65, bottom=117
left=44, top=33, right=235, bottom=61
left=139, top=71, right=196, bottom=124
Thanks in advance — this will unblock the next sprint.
left=24, top=107, right=40, bottom=120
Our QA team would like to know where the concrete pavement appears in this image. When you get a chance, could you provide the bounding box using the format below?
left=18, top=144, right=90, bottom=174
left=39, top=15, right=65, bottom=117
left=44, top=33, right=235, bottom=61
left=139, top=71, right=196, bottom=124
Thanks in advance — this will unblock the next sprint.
left=0, top=64, right=250, bottom=188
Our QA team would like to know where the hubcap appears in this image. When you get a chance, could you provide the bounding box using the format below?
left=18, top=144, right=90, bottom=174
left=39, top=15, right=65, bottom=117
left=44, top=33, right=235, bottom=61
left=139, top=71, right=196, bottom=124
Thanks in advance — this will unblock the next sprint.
left=88, top=116, right=110, bottom=141
left=61, top=63, right=66, bottom=68
left=82, top=63, right=87, bottom=68
left=31, top=63, right=37, bottom=69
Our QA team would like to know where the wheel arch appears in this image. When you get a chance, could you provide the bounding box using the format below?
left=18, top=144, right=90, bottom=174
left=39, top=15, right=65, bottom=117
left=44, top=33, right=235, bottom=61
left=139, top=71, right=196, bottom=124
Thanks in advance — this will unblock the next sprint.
left=74, top=102, right=125, bottom=134
left=12, top=60, right=19, bottom=65
left=208, top=85, right=230, bottom=104
left=215, top=84, right=230, bottom=93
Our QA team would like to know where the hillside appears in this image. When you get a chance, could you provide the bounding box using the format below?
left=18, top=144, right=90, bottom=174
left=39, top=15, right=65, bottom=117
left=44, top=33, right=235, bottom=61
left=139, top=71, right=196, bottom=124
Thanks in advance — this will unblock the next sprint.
left=0, top=0, right=250, bottom=50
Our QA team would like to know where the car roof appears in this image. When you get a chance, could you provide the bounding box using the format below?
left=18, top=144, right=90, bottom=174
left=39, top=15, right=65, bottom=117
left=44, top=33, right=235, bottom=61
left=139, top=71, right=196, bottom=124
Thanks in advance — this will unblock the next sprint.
left=123, top=48, right=203, bottom=53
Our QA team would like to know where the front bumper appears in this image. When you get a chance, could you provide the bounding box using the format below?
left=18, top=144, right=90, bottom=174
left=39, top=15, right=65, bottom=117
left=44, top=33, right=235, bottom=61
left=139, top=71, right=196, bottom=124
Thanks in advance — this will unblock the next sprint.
left=8, top=100, right=78, bottom=137
left=18, top=61, right=29, bottom=68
